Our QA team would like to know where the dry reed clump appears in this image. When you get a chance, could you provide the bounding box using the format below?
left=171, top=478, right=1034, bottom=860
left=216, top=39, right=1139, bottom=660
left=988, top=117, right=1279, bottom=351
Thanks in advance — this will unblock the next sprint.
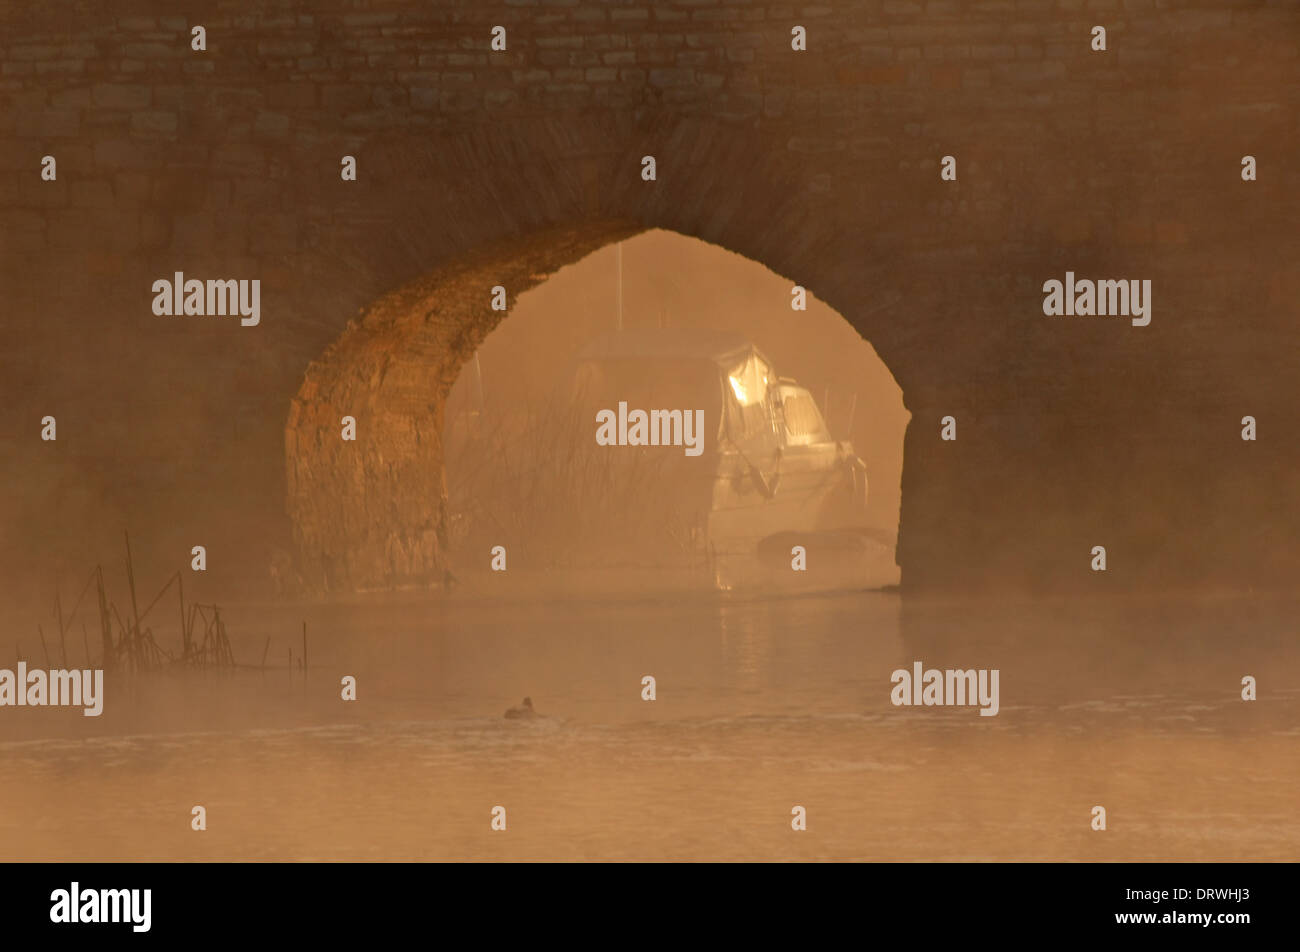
left=444, top=393, right=707, bottom=572
left=22, top=532, right=241, bottom=674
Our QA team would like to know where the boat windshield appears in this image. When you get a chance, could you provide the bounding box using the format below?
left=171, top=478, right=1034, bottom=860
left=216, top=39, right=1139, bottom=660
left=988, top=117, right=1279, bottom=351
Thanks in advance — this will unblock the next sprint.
left=779, top=387, right=832, bottom=446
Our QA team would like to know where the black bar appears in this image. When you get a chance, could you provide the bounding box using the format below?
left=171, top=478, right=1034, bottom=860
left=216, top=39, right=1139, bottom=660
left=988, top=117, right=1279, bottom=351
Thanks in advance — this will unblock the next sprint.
left=3, top=862, right=1276, bottom=941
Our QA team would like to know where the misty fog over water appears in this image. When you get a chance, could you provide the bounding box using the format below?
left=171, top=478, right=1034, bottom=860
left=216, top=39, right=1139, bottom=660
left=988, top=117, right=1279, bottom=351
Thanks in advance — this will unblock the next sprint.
left=3, top=588, right=1295, bottom=861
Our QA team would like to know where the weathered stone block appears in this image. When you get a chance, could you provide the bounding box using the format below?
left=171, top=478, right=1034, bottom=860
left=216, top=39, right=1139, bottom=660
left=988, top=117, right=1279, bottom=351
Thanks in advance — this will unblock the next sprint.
left=93, top=83, right=152, bottom=109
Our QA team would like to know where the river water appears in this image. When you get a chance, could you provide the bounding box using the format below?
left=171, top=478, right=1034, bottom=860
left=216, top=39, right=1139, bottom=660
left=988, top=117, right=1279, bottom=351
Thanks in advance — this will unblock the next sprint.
left=1, top=587, right=1295, bottom=861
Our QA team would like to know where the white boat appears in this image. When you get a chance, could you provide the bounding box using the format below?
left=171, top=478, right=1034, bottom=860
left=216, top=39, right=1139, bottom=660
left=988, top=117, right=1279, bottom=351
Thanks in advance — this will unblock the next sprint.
left=570, top=329, right=888, bottom=592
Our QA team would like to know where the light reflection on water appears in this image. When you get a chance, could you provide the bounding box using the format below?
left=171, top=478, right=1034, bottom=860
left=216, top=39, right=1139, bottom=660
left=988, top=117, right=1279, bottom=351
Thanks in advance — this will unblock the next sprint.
left=1, top=589, right=1296, bottom=861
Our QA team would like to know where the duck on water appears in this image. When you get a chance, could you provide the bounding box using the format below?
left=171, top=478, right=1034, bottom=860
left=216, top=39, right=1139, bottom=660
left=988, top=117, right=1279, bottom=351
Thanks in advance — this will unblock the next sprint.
left=504, top=697, right=541, bottom=719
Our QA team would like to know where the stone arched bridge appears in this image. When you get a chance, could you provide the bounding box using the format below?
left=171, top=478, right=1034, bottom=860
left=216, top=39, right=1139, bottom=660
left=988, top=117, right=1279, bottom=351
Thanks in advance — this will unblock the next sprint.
left=2, top=1, right=1296, bottom=594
